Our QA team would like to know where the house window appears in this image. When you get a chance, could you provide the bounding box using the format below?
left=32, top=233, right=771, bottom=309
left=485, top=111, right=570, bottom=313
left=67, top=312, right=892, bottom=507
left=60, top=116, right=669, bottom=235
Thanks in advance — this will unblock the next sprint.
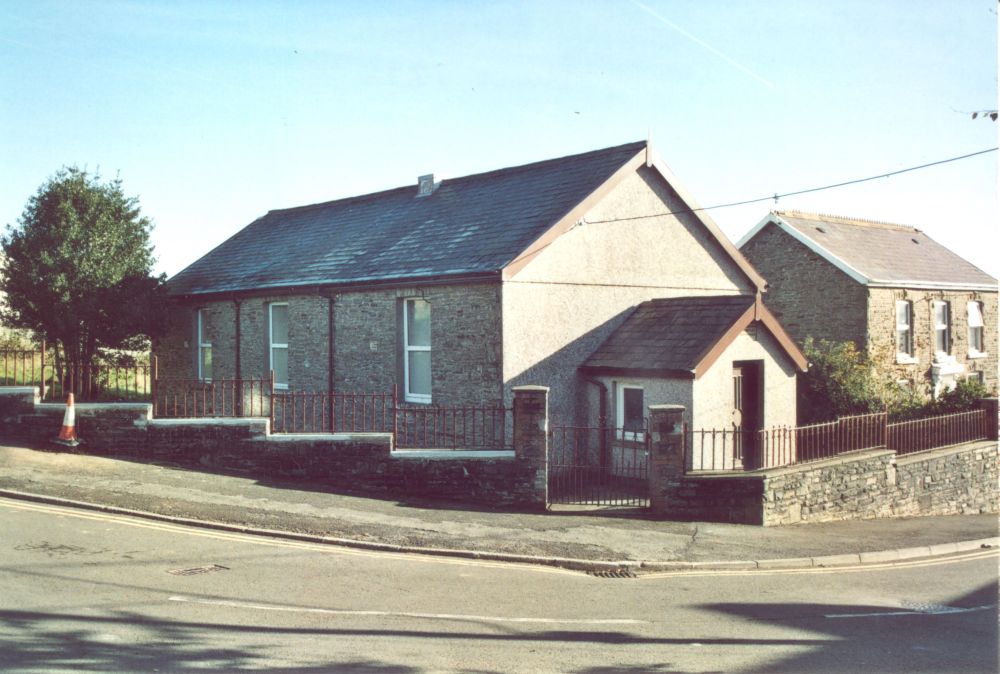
left=933, top=301, right=950, bottom=356
left=895, top=300, right=913, bottom=360
left=197, top=309, right=212, bottom=381
left=616, top=384, right=645, bottom=440
left=269, top=303, right=289, bottom=389
left=968, top=301, right=985, bottom=356
left=403, top=298, right=431, bottom=403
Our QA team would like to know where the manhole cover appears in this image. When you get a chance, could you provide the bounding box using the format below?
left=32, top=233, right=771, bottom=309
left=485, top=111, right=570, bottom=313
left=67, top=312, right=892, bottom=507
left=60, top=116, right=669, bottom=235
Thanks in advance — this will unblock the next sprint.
left=167, top=564, right=229, bottom=576
left=588, top=568, right=637, bottom=579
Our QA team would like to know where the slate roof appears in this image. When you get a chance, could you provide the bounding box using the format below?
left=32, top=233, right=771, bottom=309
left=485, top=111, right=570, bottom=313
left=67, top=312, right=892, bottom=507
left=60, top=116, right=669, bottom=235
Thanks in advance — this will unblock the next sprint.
left=582, top=295, right=758, bottom=376
left=743, top=211, right=996, bottom=290
left=168, top=141, right=649, bottom=296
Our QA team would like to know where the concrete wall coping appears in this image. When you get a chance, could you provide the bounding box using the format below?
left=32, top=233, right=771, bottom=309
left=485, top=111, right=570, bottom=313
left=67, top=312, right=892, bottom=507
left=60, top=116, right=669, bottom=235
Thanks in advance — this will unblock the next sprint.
left=512, top=385, right=550, bottom=393
left=147, top=417, right=268, bottom=428
left=264, top=432, right=392, bottom=443
left=686, top=448, right=896, bottom=480
left=0, top=387, right=38, bottom=396
left=391, top=449, right=515, bottom=460
left=893, top=440, right=998, bottom=467
left=36, top=402, right=153, bottom=413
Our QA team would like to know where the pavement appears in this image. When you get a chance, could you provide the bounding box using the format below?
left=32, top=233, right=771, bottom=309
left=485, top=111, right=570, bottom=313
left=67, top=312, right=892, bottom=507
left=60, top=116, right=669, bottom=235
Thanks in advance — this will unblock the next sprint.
left=0, top=442, right=996, bottom=573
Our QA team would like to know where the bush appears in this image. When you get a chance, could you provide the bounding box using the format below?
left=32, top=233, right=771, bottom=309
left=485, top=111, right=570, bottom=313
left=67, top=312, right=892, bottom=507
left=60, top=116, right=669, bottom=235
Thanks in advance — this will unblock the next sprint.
left=933, top=378, right=993, bottom=415
left=798, top=338, right=884, bottom=424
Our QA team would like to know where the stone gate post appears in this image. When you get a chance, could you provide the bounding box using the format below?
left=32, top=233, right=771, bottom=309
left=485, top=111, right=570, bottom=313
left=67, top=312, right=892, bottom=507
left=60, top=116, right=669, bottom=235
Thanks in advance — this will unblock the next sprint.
left=513, top=385, right=549, bottom=509
left=648, top=404, right=686, bottom=516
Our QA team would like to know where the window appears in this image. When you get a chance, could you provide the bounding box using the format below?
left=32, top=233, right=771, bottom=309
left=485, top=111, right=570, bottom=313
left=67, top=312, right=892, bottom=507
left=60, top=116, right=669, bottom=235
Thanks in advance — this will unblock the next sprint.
left=197, top=309, right=212, bottom=381
left=403, top=298, right=431, bottom=403
left=933, top=301, right=950, bottom=356
left=616, top=384, right=645, bottom=441
left=968, top=301, right=985, bottom=356
left=269, top=303, right=289, bottom=389
left=895, top=300, right=913, bottom=360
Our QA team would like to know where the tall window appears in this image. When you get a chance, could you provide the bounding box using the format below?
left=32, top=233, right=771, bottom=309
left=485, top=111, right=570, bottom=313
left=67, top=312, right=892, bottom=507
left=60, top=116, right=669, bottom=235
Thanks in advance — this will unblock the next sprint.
left=616, top=384, right=645, bottom=441
left=933, top=301, right=950, bottom=356
left=197, top=309, right=212, bottom=381
left=968, top=301, right=985, bottom=356
left=403, top=298, right=431, bottom=403
left=895, top=300, right=913, bottom=358
left=269, top=303, right=289, bottom=389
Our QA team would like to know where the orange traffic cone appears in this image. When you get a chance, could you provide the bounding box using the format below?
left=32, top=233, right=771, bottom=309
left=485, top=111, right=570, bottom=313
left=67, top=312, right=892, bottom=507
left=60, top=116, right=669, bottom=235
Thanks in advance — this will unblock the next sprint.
left=54, top=393, right=80, bottom=447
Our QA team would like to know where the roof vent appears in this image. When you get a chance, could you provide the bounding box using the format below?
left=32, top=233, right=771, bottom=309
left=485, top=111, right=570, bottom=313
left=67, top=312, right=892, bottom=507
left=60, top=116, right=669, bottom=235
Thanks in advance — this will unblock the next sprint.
left=911, top=238, right=920, bottom=244
left=815, top=226, right=826, bottom=234
left=417, top=174, right=438, bottom=197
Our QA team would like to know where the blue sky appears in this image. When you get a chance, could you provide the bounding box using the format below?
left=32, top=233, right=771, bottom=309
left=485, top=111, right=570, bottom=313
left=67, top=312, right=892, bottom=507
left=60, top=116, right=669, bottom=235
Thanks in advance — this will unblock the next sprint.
left=1, top=1, right=997, bottom=277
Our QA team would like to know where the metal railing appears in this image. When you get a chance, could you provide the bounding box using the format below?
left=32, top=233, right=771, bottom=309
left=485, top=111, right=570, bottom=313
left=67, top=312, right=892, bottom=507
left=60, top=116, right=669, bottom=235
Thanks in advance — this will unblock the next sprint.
left=152, top=375, right=270, bottom=419
left=888, top=409, right=990, bottom=455
left=1, top=347, right=152, bottom=401
left=271, top=390, right=394, bottom=434
left=689, top=409, right=991, bottom=472
left=548, top=422, right=650, bottom=507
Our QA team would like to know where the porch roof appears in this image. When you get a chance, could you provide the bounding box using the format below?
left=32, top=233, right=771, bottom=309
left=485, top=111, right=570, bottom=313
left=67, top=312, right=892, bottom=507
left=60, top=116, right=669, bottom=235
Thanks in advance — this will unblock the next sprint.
left=580, top=294, right=807, bottom=379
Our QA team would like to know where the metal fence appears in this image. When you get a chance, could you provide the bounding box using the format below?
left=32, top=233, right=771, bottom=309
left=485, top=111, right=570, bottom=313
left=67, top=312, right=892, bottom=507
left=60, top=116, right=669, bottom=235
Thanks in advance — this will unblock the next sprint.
left=1, top=347, right=151, bottom=402
left=548, top=423, right=650, bottom=507
left=689, top=409, right=991, bottom=472
left=270, top=390, right=395, bottom=434
left=152, top=376, right=270, bottom=419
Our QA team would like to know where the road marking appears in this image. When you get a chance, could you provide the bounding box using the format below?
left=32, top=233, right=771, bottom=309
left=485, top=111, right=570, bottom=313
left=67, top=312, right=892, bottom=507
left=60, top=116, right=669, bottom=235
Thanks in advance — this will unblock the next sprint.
left=826, top=604, right=996, bottom=619
left=168, top=595, right=647, bottom=624
left=0, top=497, right=576, bottom=575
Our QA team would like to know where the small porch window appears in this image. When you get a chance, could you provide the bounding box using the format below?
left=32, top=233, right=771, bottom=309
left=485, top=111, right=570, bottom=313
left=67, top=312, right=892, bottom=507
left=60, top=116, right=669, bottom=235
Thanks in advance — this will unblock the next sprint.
left=197, top=309, right=212, bottom=382
left=269, top=303, right=289, bottom=389
left=616, top=384, right=645, bottom=441
left=968, top=301, right=985, bottom=357
left=933, top=301, right=950, bottom=356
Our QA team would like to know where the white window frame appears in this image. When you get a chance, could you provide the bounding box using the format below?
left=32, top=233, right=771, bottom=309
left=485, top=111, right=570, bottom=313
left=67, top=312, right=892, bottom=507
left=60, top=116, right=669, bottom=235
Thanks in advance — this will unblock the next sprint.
left=403, top=298, right=431, bottom=404
left=616, top=383, right=645, bottom=442
left=933, top=301, right=951, bottom=357
left=269, top=303, right=289, bottom=390
left=197, top=309, right=212, bottom=382
left=967, top=301, right=986, bottom=358
left=895, top=300, right=916, bottom=363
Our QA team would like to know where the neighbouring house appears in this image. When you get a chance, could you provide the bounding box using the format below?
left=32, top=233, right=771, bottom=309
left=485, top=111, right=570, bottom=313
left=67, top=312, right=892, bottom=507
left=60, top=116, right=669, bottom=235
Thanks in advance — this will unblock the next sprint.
left=158, top=141, right=804, bottom=435
left=738, top=210, right=998, bottom=398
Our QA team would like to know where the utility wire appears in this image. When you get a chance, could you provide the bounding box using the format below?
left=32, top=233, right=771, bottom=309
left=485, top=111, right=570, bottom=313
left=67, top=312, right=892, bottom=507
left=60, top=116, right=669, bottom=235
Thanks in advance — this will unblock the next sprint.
left=586, top=147, right=998, bottom=225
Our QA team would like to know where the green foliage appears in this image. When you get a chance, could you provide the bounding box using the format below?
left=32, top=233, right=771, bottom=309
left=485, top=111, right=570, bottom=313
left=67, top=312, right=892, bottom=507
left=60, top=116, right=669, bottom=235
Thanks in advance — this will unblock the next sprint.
left=798, top=338, right=884, bottom=423
left=799, top=337, right=993, bottom=424
left=933, top=377, right=993, bottom=414
left=0, top=167, right=168, bottom=368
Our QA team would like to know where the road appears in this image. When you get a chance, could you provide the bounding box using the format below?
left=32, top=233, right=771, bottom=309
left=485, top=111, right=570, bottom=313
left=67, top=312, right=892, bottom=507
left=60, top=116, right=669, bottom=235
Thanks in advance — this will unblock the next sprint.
left=1, top=496, right=996, bottom=673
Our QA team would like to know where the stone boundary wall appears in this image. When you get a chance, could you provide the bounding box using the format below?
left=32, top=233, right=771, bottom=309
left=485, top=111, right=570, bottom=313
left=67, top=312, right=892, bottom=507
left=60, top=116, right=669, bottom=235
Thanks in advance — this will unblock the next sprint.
left=0, top=387, right=545, bottom=510
left=649, top=401, right=998, bottom=525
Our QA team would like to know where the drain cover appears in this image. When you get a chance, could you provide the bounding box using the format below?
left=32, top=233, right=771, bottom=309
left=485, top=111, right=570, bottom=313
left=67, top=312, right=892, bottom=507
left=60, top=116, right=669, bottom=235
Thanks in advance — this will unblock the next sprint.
left=588, top=568, right=637, bottom=579
left=168, top=564, right=229, bottom=576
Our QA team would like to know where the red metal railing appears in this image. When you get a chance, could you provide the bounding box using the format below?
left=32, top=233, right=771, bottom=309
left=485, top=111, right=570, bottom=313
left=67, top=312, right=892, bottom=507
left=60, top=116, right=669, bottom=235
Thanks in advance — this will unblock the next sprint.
left=688, top=409, right=991, bottom=472
left=888, top=409, right=990, bottom=455
left=1, top=349, right=44, bottom=386
left=271, top=390, right=394, bottom=433
left=1, top=347, right=151, bottom=401
left=394, top=403, right=512, bottom=449
left=548, top=422, right=649, bottom=506
left=152, top=375, right=270, bottom=418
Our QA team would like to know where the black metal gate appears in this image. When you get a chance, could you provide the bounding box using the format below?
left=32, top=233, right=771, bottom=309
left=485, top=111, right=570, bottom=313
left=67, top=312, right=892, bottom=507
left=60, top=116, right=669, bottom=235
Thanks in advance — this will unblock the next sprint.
left=548, top=423, right=650, bottom=507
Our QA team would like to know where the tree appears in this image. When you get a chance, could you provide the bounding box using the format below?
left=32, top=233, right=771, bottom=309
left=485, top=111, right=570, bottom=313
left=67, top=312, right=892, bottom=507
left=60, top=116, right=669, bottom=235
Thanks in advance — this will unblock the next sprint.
left=0, top=167, right=168, bottom=371
left=797, top=338, right=885, bottom=424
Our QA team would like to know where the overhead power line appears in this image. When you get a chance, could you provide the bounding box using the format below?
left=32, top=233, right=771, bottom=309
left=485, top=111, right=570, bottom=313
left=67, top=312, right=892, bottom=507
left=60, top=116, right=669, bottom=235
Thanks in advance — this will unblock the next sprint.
left=586, top=147, right=998, bottom=225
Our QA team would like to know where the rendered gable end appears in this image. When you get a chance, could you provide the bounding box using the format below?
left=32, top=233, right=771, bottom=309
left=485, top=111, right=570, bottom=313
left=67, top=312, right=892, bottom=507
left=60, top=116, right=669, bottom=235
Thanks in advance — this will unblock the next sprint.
left=502, top=162, right=758, bottom=422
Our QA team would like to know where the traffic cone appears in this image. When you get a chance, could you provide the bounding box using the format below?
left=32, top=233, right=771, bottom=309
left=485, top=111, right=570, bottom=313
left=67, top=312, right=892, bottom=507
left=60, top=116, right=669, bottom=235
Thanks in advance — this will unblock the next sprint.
left=54, top=393, right=80, bottom=447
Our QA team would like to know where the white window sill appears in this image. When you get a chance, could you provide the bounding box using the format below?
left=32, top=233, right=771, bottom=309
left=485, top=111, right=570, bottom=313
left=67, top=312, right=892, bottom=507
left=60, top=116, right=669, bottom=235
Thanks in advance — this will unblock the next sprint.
left=274, top=384, right=289, bottom=391
left=967, top=351, right=988, bottom=360
left=404, top=396, right=432, bottom=405
left=895, top=354, right=918, bottom=365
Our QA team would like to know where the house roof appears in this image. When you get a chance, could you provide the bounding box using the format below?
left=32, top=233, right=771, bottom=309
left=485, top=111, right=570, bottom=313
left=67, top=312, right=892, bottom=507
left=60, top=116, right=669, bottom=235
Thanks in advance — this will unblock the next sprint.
left=738, top=210, right=997, bottom=291
left=580, top=295, right=807, bottom=380
left=168, top=141, right=764, bottom=297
